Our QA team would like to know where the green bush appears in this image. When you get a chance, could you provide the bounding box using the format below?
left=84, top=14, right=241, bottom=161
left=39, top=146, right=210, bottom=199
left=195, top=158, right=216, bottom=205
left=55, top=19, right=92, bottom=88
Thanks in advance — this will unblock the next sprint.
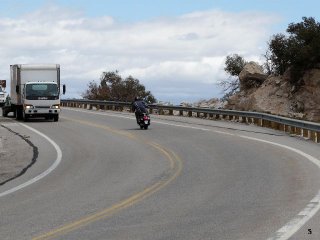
left=268, top=17, right=320, bottom=86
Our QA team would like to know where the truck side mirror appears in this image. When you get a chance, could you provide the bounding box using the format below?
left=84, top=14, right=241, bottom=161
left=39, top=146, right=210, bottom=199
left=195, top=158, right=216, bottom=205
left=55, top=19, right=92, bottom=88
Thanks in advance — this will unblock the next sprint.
left=63, top=84, right=66, bottom=95
left=16, top=85, right=19, bottom=93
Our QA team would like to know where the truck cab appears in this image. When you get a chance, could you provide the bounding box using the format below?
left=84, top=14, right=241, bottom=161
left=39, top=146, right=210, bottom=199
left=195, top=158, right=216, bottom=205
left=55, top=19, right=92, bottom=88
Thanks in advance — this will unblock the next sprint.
left=22, top=81, right=62, bottom=121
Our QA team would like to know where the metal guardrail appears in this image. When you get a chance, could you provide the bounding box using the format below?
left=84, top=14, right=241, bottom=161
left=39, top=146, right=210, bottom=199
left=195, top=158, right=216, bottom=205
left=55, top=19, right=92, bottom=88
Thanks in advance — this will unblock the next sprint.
left=61, top=99, right=320, bottom=143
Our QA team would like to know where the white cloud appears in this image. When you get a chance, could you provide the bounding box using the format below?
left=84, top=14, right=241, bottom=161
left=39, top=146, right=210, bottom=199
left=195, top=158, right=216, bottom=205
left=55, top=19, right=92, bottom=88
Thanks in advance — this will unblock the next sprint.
left=0, top=5, right=280, bottom=103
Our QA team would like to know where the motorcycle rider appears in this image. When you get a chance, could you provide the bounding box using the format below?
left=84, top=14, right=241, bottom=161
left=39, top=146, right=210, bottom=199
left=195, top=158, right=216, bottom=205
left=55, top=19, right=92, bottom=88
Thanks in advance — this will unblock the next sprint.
left=132, top=97, right=148, bottom=124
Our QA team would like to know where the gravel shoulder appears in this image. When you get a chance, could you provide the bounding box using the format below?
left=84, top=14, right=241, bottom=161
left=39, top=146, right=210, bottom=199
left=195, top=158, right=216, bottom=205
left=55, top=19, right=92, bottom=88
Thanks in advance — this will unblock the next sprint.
left=0, top=118, right=34, bottom=185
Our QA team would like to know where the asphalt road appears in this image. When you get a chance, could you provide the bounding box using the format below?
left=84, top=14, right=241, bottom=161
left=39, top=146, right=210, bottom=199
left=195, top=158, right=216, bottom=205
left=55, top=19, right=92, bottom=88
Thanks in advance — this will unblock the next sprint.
left=0, top=107, right=320, bottom=240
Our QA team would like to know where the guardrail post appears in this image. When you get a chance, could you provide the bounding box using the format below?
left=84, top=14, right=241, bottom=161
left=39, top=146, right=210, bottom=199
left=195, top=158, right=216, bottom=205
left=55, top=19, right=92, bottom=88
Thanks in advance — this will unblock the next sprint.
left=316, top=132, right=320, bottom=143
left=295, top=127, right=302, bottom=136
left=302, top=129, right=308, bottom=138
left=307, top=130, right=311, bottom=140
left=289, top=126, right=295, bottom=135
left=259, top=118, right=263, bottom=127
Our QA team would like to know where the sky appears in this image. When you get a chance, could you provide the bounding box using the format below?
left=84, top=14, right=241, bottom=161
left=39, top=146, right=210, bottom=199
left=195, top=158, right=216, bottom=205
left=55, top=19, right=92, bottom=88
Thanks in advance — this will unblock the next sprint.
left=0, top=0, right=318, bottom=104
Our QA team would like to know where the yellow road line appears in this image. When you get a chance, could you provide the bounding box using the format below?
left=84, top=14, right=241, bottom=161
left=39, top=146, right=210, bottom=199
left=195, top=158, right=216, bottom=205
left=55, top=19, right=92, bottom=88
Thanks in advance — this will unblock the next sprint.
left=33, top=117, right=182, bottom=240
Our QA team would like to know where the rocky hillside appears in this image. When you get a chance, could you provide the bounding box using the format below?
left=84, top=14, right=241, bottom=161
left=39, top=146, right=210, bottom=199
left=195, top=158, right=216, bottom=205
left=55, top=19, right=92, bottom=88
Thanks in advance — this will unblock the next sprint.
left=225, top=62, right=320, bottom=122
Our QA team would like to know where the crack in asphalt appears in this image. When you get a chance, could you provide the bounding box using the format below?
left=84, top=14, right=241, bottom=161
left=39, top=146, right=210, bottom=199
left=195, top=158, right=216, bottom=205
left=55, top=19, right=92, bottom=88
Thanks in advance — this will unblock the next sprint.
left=0, top=124, right=39, bottom=186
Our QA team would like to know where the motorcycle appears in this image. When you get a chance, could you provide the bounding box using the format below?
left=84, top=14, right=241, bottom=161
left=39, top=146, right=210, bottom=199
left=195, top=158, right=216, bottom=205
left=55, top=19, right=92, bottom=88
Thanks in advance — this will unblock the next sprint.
left=137, top=113, right=150, bottom=129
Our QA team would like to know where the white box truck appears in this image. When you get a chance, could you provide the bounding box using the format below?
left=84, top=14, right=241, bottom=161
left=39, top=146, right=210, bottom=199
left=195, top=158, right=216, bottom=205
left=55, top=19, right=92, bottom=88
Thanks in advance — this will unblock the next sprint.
left=2, top=64, right=65, bottom=121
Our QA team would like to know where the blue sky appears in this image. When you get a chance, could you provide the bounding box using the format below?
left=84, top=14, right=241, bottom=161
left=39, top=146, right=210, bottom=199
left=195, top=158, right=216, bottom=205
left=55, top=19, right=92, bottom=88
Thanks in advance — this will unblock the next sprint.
left=2, top=0, right=317, bottom=26
left=0, top=0, right=319, bottom=103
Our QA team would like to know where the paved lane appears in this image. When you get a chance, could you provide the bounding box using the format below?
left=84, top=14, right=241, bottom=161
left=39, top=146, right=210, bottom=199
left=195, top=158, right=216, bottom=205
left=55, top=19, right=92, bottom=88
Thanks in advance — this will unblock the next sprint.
left=0, top=108, right=319, bottom=239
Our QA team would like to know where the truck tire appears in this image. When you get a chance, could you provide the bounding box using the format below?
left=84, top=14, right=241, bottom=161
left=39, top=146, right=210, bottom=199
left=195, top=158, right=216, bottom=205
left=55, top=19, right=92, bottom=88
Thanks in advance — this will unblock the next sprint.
left=23, top=113, right=29, bottom=122
left=2, top=108, right=7, bottom=117
left=16, top=107, right=23, bottom=120
left=53, top=115, right=59, bottom=122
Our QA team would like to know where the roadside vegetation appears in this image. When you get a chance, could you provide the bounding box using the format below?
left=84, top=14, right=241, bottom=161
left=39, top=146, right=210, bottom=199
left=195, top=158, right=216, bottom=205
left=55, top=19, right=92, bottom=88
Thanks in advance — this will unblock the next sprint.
left=221, top=17, right=320, bottom=97
left=82, top=71, right=156, bottom=103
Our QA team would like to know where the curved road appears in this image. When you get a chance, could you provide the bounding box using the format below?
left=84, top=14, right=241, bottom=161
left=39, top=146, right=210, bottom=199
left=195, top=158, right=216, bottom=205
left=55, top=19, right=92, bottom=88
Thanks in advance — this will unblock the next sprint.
left=0, top=108, right=320, bottom=240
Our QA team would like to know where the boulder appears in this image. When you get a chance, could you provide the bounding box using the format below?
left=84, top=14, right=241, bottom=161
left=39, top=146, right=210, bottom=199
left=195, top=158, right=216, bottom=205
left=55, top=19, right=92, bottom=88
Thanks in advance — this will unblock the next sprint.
left=239, top=62, right=268, bottom=91
left=226, top=67, right=320, bottom=122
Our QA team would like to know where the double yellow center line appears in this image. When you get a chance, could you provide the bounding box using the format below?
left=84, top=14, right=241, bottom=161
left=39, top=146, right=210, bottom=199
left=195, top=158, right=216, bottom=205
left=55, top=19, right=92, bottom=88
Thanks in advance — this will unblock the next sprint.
left=33, top=117, right=182, bottom=240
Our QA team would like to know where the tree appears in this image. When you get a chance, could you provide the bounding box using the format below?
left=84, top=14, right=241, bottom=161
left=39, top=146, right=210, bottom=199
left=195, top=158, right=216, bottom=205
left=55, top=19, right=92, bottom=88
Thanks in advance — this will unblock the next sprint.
left=267, top=33, right=291, bottom=75
left=224, top=54, right=247, bottom=76
left=267, top=17, right=320, bottom=86
left=82, top=71, right=156, bottom=103
left=82, top=81, right=100, bottom=100
left=219, top=54, right=247, bottom=99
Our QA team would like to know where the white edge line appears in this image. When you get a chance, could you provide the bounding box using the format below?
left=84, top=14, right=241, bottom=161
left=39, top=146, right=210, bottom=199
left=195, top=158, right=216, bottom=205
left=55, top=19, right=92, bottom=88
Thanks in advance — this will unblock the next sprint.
left=65, top=107, right=320, bottom=239
left=239, top=136, right=320, bottom=240
left=0, top=123, right=62, bottom=198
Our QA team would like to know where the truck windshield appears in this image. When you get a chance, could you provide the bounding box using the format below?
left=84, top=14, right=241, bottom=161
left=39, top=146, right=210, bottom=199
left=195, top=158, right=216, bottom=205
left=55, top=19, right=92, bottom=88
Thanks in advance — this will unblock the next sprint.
left=26, top=83, right=59, bottom=100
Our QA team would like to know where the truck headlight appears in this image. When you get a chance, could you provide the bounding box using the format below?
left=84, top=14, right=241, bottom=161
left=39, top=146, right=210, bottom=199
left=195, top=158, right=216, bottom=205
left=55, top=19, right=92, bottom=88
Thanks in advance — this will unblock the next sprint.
left=51, top=104, right=60, bottom=109
left=24, top=104, right=34, bottom=109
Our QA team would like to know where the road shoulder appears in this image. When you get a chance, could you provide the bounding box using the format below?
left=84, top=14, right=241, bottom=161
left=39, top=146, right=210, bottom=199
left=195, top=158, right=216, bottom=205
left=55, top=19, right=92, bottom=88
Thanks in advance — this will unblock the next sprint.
left=0, top=122, right=35, bottom=185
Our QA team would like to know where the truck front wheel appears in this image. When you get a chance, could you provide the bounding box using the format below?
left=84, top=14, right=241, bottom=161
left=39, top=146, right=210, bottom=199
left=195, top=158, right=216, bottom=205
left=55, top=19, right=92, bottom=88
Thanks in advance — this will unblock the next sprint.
left=23, top=112, right=29, bottom=122
left=53, top=115, right=59, bottom=122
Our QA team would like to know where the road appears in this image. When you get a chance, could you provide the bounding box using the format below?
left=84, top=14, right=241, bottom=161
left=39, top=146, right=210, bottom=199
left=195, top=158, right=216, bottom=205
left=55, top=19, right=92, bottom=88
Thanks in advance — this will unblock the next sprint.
left=0, top=107, right=320, bottom=240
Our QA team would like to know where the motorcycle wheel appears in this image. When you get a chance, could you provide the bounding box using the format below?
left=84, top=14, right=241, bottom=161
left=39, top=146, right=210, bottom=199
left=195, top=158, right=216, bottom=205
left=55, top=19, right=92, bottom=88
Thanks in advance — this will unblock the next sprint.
left=144, top=125, right=148, bottom=130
